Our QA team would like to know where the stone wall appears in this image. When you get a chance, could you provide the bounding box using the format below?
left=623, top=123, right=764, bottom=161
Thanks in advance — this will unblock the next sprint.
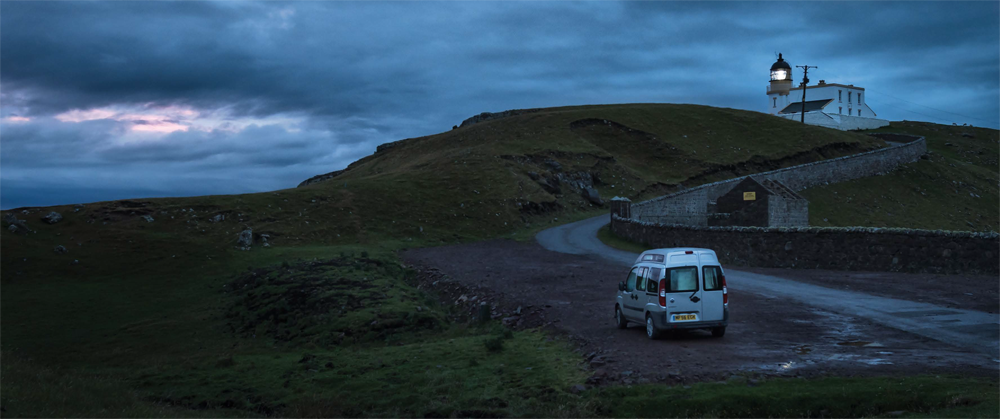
left=767, top=195, right=809, bottom=227
left=631, top=135, right=927, bottom=223
left=611, top=216, right=999, bottom=275
left=775, top=112, right=890, bottom=131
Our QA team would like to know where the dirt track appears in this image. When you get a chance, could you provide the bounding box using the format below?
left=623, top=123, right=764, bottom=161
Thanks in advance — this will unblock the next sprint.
left=402, top=239, right=998, bottom=385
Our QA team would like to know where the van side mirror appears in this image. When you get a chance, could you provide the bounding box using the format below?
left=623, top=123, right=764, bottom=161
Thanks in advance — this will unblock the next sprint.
left=618, top=282, right=626, bottom=292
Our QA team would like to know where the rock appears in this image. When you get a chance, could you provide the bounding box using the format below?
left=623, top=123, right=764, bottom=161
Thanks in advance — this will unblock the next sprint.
left=668, top=371, right=682, bottom=379
left=527, top=171, right=540, bottom=181
left=237, top=228, right=253, bottom=250
left=41, top=211, right=63, bottom=224
left=784, top=241, right=793, bottom=252
left=621, top=370, right=633, bottom=377
left=141, top=215, right=154, bottom=223
left=589, top=357, right=606, bottom=367
left=582, top=187, right=604, bottom=206
left=502, top=316, right=520, bottom=326
left=54, top=245, right=68, bottom=254
left=73, top=204, right=84, bottom=212
left=210, top=214, right=225, bottom=223
left=569, top=384, right=587, bottom=394
left=3, top=213, right=30, bottom=234
left=942, top=248, right=953, bottom=258
left=543, top=159, right=562, bottom=172
left=71, top=260, right=79, bottom=265
left=961, top=132, right=974, bottom=138
left=747, top=378, right=760, bottom=387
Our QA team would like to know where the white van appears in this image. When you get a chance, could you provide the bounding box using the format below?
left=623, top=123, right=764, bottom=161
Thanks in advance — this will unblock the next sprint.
left=614, top=248, right=729, bottom=339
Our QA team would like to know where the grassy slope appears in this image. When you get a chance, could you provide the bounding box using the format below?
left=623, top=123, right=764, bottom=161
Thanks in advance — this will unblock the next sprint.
left=803, top=121, right=999, bottom=232
left=5, top=104, right=995, bottom=417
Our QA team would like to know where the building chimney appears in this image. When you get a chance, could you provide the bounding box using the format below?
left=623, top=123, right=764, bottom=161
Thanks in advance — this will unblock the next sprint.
left=818, top=80, right=826, bottom=85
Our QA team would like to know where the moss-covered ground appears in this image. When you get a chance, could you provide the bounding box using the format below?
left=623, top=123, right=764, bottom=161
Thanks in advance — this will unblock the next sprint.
left=2, top=105, right=996, bottom=417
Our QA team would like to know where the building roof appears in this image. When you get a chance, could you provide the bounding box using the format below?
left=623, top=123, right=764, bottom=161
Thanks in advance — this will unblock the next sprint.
left=789, top=82, right=864, bottom=91
left=770, top=53, right=791, bottom=71
left=778, top=99, right=833, bottom=114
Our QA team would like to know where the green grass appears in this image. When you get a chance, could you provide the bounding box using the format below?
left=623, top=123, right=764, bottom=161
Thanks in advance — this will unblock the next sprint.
left=593, top=375, right=999, bottom=418
left=2, top=105, right=994, bottom=417
left=803, top=121, right=999, bottom=232
left=597, top=224, right=650, bottom=254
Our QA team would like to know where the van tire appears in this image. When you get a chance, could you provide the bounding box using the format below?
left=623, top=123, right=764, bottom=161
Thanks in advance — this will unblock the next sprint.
left=711, top=327, right=726, bottom=337
left=645, top=314, right=661, bottom=340
left=615, top=306, right=628, bottom=329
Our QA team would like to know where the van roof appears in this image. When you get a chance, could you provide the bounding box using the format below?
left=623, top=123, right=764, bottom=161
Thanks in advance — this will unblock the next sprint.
left=635, top=248, right=717, bottom=265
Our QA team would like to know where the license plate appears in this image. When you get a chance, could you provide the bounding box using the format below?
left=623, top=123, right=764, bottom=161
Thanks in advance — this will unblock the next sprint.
left=672, top=314, right=697, bottom=322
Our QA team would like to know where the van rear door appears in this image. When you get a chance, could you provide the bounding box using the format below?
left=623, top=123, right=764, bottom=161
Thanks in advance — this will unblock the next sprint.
left=663, top=265, right=702, bottom=324
left=701, top=265, right=725, bottom=321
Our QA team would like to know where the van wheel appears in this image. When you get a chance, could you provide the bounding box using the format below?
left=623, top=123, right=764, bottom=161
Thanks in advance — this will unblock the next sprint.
left=711, top=327, right=726, bottom=338
left=615, top=306, right=627, bottom=329
left=645, top=315, right=661, bottom=340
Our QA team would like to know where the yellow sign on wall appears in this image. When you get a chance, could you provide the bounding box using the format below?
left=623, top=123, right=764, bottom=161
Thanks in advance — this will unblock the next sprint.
left=743, top=192, right=756, bottom=201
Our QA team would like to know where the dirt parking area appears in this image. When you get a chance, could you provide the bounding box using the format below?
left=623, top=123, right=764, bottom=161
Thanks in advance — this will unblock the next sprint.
left=402, top=239, right=998, bottom=385
left=740, top=267, right=998, bottom=314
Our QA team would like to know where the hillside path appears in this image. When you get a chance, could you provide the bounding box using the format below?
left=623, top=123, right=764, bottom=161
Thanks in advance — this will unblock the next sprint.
left=537, top=215, right=1000, bottom=358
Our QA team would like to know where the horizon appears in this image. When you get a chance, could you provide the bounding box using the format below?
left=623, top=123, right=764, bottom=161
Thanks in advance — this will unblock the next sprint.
left=3, top=1, right=998, bottom=209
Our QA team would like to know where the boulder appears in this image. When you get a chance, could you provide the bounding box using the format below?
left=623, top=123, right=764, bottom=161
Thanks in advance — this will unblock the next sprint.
left=544, top=159, right=562, bottom=172
left=41, top=211, right=63, bottom=224
left=527, top=171, right=540, bottom=181
left=237, top=228, right=253, bottom=250
left=141, top=215, right=154, bottom=223
left=582, top=187, right=603, bottom=206
left=210, top=214, right=225, bottom=223
left=54, top=245, right=68, bottom=254
left=3, top=213, right=30, bottom=234
left=569, top=384, right=587, bottom=394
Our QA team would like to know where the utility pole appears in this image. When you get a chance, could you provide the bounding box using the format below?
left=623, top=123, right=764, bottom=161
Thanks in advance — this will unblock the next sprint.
left=796, top=65, right=817, bottom=124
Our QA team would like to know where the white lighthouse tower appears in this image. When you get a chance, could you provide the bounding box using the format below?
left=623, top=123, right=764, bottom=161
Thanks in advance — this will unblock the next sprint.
left=765, top=53, right=889, bottom=130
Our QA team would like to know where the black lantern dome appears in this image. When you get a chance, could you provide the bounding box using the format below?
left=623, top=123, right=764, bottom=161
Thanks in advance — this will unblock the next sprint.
left=770, top=53, right=791, bottom=81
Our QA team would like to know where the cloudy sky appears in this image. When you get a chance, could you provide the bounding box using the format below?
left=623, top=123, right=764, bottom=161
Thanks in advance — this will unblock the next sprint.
left=2, top=1, right=997, bottom=209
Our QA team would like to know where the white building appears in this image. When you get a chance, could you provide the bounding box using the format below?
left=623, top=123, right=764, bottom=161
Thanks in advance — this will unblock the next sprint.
left=766, top=53, right=889, bottom=131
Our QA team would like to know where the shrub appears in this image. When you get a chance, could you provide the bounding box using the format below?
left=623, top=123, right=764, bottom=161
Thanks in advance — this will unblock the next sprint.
left=483, top=336, right=504, bottom=352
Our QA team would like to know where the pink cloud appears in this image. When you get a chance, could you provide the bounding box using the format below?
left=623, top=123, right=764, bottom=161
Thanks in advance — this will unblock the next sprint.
left=2, top=116, right=31, bottom=123
left=55, top=108, right=117, bottom=122
left=130, top=121, right=189, bottom=133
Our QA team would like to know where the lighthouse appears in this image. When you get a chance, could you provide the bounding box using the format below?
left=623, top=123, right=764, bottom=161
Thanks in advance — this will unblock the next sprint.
left=764, top=53, right=889, bottom=130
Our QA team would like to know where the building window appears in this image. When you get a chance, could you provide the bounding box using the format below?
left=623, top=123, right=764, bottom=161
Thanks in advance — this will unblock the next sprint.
left=858, top=109, right=861, bottom=116
left=839, top=107, right=842, bottom=114
left=773, top=97, right=777, bottom=108
left=848, top=107, right=852, bottom=115
left=858, top=93, right=862, bottom=104
left=848, top=92, right=852, bottom=103
left=839, top=90, right=842, bottom=102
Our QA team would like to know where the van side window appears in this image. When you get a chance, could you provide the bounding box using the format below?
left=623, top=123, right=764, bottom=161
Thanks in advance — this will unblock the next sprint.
left=703, top=266, right=724, bottom=291
left=646, top=267, right=662, bottom=293
left=635, top=267, right=647, bottom=292
left=666, top=267, right=698, bottom=292
left=625, top=268, right=638, bottom=292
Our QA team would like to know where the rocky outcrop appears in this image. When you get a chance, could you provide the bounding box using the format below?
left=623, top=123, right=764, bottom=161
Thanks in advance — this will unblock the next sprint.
left=458, top=108, right=542, bottom=128
left=298, top=169, right=345, bottom=187
left=237, top=228, right=253, bottom=250
left=4, top=213, right=31, bottom=234
left=41, top=212, right=63, bottom=224
left=141, top=215, right=154, bottom=223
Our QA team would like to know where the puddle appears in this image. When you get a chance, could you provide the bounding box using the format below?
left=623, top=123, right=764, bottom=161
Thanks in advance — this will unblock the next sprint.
left=795, top=345, right=813, bottom=355
left=837, top=340, right=872, bottom=347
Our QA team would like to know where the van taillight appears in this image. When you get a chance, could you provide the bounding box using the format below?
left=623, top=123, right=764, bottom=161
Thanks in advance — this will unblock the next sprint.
left=658, top=279, right=666, bottom=306
left=722, top=273, right=728, bottom=305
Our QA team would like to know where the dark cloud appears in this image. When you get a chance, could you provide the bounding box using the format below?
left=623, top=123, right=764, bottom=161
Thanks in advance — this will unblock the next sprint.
left=1, top=1, right=997, bottom=209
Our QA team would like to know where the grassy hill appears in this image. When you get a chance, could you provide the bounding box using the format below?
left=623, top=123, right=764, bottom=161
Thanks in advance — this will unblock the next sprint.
left=7, top=104, right=996, bottom=417
left=803, top=121, right=999, bottom=232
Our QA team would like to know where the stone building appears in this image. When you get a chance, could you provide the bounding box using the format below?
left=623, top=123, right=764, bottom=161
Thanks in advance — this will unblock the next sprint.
left=708, top=177, right=808, bottom=227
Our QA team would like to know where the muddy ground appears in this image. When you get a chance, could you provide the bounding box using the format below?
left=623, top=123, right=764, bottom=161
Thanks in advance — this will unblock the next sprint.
left=741, top=267, right=998, bottom=314
left=401, top=239, right=998, bottom=386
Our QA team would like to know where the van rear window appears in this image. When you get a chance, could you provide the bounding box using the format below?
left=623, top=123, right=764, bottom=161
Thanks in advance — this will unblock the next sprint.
left=666, top=267, right=698, bottom=292
left=641, top=254, right=665, bottom=263
left=704, top=266, right=723, bottom=291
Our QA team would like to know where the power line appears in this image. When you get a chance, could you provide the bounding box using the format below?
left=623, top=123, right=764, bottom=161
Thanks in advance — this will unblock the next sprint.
left=865, top=88, right=997, bottom=125
left=865, top=97, right=953, bottom=123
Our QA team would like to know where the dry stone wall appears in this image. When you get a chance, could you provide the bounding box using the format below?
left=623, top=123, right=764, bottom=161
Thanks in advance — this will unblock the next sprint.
left=610, top=216, right=999, bottom=275
left=631, top=136, right=927, bottom=223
